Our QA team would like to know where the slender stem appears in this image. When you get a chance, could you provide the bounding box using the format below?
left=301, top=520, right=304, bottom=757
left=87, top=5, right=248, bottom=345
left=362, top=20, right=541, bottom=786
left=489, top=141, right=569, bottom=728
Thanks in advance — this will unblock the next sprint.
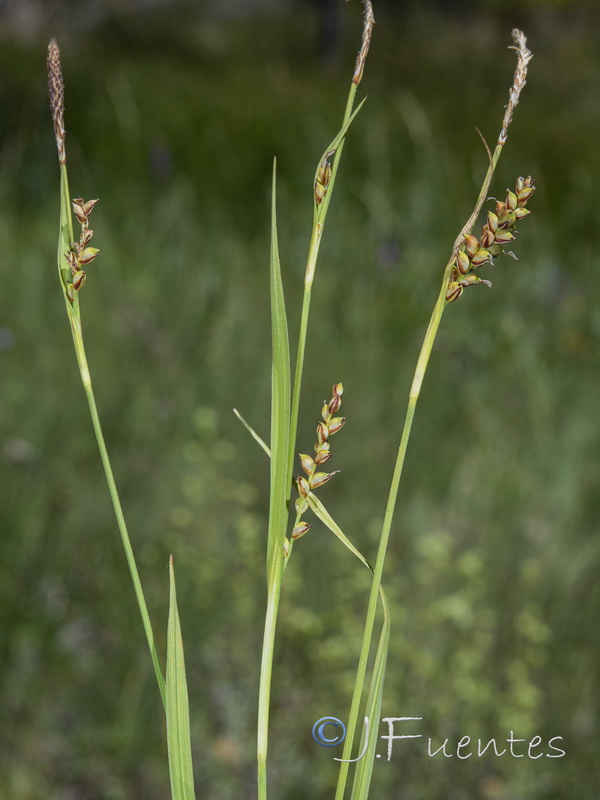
left=334, top=271, right=449, bottom=798
left=286, top=83, right=357, bottom=494
left=257, top=576, right=282, bottom=800
left=257, top=162, right=291, bottom=800
left=336, top=92, right=520, bottom=800
left=453, top=142, right=504, bottom=252
left=257, top=80, right=359, bottom=800
left=68, top=314, right=167, bottom=709
left=257, top=10, right=374, bottom=797
left=49, top=33, right=168, bottom=710
left=334, top=147, right=502, bottom=790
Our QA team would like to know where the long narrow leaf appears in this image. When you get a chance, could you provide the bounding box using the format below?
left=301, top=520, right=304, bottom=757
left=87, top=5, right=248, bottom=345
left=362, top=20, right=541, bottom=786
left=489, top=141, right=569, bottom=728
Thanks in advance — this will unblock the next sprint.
left=57, top=165, right=74, bottom=296
left=166, top=556, right=196, bottom=800
left=307, top=494, right=372, bottom=571
left=233, top=408, right=270, bottom=457
left=313, top=95, right=367, bottom=224
left=265, top=158, right=291, bottom=582
left=349, top=600, right=389, bottom=800
left=257, top=159, right=292, bottom=800
left=247, top=409, right=389, bottom=798
left=286, top=92, right=367, bottom=497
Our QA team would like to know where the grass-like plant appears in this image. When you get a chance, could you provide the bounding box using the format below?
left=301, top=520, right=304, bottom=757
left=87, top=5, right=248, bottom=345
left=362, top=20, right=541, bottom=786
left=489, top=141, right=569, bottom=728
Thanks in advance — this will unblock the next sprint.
left=239, top=12, right=534, bottom=800
left=332, top=26, right=535, bottom=800
left=47, top=38, right=194, bottom=800
left=47, top=3, right=534, bottom=798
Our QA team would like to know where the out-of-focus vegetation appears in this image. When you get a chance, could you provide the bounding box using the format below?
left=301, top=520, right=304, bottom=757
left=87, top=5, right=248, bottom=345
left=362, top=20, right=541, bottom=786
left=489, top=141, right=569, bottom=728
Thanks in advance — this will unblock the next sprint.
left=1, top=2, right=599, bottom=799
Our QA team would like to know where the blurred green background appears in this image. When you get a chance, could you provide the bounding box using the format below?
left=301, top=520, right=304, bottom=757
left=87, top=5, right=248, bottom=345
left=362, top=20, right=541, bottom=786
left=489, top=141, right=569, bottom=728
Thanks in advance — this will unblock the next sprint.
left=1, top=0, right=599, bottom=798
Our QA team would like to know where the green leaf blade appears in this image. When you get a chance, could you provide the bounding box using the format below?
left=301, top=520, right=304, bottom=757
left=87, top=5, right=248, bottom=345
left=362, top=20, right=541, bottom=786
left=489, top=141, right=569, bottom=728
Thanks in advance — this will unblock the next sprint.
left=266, top=158, right=291, bottom=584
left=166, top=556, right=196, bottom=800
left=310, top=495, right=391, bottom=800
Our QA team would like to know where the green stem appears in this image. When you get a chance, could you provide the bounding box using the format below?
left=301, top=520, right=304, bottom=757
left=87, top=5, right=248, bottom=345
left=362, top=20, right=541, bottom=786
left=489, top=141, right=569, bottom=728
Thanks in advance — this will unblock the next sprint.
left=257, top=576, right=283, bottom=800
left=333, top=273, right=449, bottom=798
left=335, top=138, right=507, bottom=799
left=257, top=9, right=374, bottom=794
left=68, top=313, right=167, bottom=709
left=286, top=82, right=357, bottom=495
left=287, top=223, right=321, bottom=490
left=257, top=162, right=290, bottom=800
left=257, top=80, right=360, bottom=800
left=56, top=158, right=166, bottom=708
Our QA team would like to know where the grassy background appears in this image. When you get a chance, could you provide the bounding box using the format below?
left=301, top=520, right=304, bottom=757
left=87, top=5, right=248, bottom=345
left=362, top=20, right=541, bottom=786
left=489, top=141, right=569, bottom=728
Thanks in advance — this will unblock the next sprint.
left=1, top=1, right=599, bottom=798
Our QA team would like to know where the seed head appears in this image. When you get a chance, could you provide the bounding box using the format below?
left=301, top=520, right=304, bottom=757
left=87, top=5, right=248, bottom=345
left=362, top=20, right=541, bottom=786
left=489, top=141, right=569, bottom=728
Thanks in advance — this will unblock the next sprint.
left=64, top=198, right=101, bottom=300
left=446, top=175, right=535, bottom=303
left=315, top=150, right=335, bottom=206
left=47, top=39, right=66, bottom=166
left=291, top=382, right=347, bottom=548
left=353, top=0, right=375, bottom=86
left=498, top=29, right=533, bottom=145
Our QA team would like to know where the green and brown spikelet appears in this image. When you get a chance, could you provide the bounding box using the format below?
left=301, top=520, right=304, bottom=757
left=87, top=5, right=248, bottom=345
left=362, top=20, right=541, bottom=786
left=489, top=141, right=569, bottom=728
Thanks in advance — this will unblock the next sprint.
left=65, top=198, right=100, bottom=301
left=47, top=38, right=66, bottom=166
left=444, top=28, right=534, bottom=304
left=499, top=29, right=534, bottom=145
left=292, top=383, right=346, bottom=543
left=446, top=176, right=536, bottom=303
left=352, top=0, right=375, bottom=85
left=47, top=38, right=100, bottom=301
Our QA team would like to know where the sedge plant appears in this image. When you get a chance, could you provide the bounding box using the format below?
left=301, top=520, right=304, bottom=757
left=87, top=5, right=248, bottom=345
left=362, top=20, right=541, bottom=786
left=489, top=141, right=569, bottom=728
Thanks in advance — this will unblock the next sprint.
left=238, top=15, right=535, bottom=800
left=332, top=28, right=535, bottom=800
left=47, top=39, right=195, bottom=800
left=243, top=5, right=390, bottom=800
left=47, top=5, right=535, bottom=799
